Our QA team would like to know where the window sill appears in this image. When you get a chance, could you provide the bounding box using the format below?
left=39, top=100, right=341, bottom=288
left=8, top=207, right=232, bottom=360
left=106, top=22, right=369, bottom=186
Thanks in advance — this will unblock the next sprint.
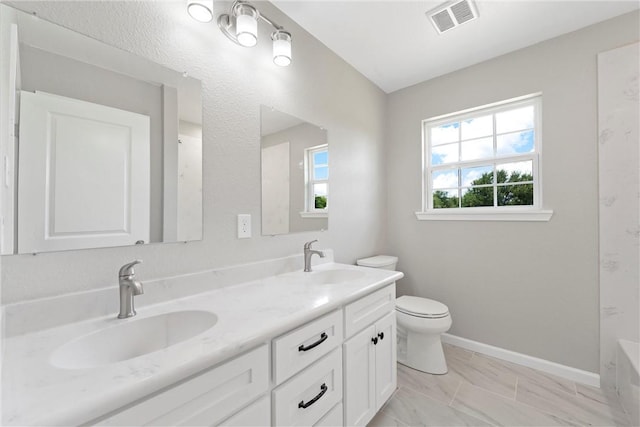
left=415, top=209, right=553, bottom=222
left=299, top=211, right=328, bottom=218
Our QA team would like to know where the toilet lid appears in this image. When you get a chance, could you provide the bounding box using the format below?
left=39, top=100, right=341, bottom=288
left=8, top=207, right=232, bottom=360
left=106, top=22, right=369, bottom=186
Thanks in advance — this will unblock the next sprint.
left=356, top=255, right=398, bottom=268
left=396, top=296, right=449, bottom=317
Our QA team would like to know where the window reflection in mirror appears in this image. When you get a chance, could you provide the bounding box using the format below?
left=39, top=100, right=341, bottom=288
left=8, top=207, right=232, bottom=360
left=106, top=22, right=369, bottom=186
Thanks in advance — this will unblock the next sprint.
left=260, top=106, right=328, bottom=236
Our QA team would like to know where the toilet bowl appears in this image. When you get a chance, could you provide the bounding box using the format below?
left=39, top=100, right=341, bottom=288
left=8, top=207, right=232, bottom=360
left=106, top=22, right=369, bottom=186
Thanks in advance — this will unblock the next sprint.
left=396, top=296, right=451, bottom=374
left=355, top=255, right=452, bottom=375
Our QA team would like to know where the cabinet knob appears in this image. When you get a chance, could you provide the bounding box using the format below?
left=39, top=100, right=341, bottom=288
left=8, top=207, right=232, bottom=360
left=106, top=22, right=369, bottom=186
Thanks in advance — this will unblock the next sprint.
left=378, top=332, right=384, bottom=340
left=371, top=336, right=378, bottom=345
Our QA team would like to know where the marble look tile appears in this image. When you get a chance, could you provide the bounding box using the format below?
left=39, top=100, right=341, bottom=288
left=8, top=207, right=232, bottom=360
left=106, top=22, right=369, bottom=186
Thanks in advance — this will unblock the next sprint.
left=397, top=363, right=462, bottom=405
left=447, top=352, right=518, bottom=399
left=443, top=343, right=474, bottom=362
left=576, top=383, right=624, bottom=410
left=451, top=381, right=576, bottom=426
left=473, top=353, right=576, bottom=396
left=517, top=378, right=631, bottom=426
left=367, top=410, right=408, bottom=427
left=381, top=387, right=490, bottom=426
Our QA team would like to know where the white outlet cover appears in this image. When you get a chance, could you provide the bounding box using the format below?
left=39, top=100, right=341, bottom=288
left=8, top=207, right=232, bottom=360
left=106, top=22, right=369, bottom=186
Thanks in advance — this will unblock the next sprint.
left=237, top=214, right=251, bottom=239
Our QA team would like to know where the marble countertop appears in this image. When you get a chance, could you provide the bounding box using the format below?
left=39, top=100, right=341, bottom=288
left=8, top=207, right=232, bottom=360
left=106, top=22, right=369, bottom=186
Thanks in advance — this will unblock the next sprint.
left=2, top=262, right=402, bottom=426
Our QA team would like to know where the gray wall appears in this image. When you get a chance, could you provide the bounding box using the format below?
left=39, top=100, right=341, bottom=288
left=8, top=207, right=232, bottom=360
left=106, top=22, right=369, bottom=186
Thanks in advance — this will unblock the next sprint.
left=1, top=1, right=387, bottom=303
left=386, top=11, right=639, bottom=373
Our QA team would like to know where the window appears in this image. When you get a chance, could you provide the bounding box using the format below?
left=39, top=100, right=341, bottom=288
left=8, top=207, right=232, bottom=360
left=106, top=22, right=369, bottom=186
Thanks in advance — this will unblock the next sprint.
left=418, top=94, right=552, bottom=221
left=303, top=144, right=328, bottom=217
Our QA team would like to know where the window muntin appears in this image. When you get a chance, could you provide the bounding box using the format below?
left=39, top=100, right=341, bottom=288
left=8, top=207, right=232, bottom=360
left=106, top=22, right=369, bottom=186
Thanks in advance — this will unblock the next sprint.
left=305, top=144, right=328, bottom=212
left=424, top=95, right=541, bottom=211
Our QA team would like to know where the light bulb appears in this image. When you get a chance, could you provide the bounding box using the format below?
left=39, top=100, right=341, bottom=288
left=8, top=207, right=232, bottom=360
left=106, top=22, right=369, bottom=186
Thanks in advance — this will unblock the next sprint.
left=235, top=4, right=258, bottom=47
left=187, top=0, right=213, bottom=23
left=272, top=30, right=291, bottom=66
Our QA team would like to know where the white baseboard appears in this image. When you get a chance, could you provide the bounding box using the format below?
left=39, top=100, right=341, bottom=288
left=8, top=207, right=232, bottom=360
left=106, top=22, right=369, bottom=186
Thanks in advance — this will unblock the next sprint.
left=442, top=333, right=600, bottom=388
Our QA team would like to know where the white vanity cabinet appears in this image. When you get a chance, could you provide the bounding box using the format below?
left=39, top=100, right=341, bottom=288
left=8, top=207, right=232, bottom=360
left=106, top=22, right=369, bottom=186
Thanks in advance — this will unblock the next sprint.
left=343, top=286, right=397, bottom=426
left=86, top=284, right=396, bottom=427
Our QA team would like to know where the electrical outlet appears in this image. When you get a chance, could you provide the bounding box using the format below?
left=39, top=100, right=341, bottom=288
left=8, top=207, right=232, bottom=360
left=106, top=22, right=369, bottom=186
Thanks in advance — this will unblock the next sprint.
left=237, top=214, right=251, bottom=239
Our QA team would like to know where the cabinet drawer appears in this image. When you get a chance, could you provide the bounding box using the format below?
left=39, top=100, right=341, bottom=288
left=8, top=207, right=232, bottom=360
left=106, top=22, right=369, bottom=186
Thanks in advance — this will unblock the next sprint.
left=217, top=396, right=270, bottom=427
left=273, top=309, right=343, bottom=384
left=344, top=284, right=395, bottom=338
left=273, top=348, right=343, bottom=427
left=94, top=345, right=269, bottom=426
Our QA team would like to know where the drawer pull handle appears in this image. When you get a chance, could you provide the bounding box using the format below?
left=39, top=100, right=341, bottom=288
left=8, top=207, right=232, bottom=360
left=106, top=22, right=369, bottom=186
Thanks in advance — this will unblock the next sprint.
left=378, top=332, right=384, bottom=340
left=372, top=336, right=378, bottom=345
left=298, top=332, right=328, bottom=352
left=298, top=383, right=328, bottom=409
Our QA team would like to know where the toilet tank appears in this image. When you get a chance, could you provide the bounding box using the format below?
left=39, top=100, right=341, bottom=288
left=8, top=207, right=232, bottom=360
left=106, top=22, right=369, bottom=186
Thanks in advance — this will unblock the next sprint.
left=356, top=255, right=398, bottom=271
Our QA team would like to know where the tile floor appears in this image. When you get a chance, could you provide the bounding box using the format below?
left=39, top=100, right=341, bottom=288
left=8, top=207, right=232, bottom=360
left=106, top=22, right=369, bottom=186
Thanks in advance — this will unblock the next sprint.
left=368, top=344, right=632, bottom=427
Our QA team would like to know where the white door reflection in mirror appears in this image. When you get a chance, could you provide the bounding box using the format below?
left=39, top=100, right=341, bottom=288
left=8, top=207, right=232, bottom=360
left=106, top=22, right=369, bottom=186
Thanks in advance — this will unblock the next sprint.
left=261, top=141, right=290, bottom=235
left=18, top=91, right=150, bottom=253
left=260, top=106, right=327, bottom=236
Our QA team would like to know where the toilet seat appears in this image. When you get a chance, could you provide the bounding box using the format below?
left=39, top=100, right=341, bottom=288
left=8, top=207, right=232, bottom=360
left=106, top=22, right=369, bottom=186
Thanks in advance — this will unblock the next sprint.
left=396, top=295, right=449, bottom=319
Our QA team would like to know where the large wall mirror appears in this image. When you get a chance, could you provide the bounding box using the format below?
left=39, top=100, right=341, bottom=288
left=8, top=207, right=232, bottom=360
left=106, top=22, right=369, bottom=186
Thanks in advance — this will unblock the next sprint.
left=261, top=106, right=328, bottom=236
left=0, top=4, right=203, bottom=254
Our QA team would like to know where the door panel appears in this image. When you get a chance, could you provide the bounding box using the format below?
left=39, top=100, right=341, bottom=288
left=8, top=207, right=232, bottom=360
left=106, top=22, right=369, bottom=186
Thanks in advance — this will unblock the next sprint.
left=18, top=90, right=150, bottom=253
left=374, top=312, right=397, bottom=410
left=343, top=324, right=376, bottom=426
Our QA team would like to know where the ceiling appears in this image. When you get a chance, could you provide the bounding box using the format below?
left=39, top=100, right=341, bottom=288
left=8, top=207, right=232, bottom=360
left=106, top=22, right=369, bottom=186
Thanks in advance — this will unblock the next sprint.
left=271, top=1, right=639, bottom=93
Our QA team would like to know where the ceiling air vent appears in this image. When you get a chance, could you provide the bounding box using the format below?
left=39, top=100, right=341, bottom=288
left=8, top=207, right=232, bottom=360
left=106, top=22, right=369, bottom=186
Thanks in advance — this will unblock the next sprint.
left=427, top=0, right=479, bottom=35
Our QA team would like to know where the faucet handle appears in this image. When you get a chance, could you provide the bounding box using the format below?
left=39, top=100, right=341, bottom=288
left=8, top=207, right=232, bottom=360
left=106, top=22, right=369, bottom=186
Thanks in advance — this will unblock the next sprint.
left=119, top=260, right=142, bottom=278
left=304, top=240, right=318, bottom=250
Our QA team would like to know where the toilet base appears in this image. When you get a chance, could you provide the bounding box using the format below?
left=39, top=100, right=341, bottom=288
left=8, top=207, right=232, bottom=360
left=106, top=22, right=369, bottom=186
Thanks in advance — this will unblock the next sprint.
left=404, top=330, right=448, bottom=374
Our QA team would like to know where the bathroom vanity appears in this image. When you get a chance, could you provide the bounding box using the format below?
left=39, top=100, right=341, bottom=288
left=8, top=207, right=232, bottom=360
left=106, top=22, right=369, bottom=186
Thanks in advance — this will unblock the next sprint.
left=1, top=253, right=402, bottom=426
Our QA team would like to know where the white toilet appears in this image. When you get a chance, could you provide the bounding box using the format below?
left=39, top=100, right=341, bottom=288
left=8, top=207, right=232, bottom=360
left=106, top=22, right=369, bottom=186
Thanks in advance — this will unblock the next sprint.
left=356, top=255, right=452, bottom=375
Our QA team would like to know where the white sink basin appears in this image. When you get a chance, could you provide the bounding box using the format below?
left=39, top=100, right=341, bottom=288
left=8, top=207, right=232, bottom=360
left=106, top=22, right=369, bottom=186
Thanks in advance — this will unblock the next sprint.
left=50, top=310, right=217, bottom=369
left=280, top=269, right=366, bottom=285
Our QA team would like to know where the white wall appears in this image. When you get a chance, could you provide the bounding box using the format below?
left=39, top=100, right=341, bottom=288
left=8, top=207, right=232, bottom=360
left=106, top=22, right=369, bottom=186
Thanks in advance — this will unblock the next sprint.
left=385, top=11, right=639, bottom=373
left=0, top=0, right=387, bottom=303
left=598, top=42, right=640, bottom=390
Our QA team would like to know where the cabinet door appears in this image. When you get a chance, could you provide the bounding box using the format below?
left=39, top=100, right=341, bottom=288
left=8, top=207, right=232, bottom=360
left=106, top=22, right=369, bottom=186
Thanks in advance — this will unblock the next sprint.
left=218, top=396, right=270, bottom=426
left=374, top=312, right=397, bottom=411
left=343, top=324, right=376, bottom=426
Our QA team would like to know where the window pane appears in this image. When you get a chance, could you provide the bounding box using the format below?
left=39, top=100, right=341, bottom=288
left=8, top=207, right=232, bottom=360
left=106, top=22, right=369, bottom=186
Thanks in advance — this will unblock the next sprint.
left=496, top=106, right=534, bottom=134
left=496, top=130, right=534, bottom=156
left=496, top=160, right=533, bottom=183
left=432, top=169, right=458, bottom=189
left=314, top=166, right=328, bottom=180
left=460, top=137, right=493, bottom=162
left=433, top=189, right=459, bottom=209
left=431, top=143, right=458, bottom=165
left=461, top=186, right=494, bottom=207
left=313, top=150, right=328, bottom=166
left=461, top=165, right=493, bottom=187
left=313, top=183, right=327, bottom=209
left=430, top=122, right=459, bottom=146
left=461, top=115, right=492, bottom=140
left=498, top=183, right=533, bottom=206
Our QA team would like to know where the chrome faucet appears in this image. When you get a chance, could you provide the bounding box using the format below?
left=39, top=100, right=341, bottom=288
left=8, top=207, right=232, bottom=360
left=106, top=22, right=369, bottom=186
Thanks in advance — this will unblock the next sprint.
left=303, top=240, right=325, bottom=272
left=118, top=260, right=144, bottom=319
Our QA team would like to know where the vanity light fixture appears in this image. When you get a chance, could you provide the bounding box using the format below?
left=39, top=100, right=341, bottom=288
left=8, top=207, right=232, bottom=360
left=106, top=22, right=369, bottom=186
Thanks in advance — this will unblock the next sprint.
left=216, top=0, right=293, bottom=66
left=187, top=0, right=214, bottom=23
left=272, top=30, right=292, bottom=66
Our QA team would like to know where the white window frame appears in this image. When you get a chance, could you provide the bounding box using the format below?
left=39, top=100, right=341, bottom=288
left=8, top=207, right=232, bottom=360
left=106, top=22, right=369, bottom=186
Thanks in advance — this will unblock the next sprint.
left=416, top=93, right=553, bottom=221
left=301, top=144, right=328, bottom=218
